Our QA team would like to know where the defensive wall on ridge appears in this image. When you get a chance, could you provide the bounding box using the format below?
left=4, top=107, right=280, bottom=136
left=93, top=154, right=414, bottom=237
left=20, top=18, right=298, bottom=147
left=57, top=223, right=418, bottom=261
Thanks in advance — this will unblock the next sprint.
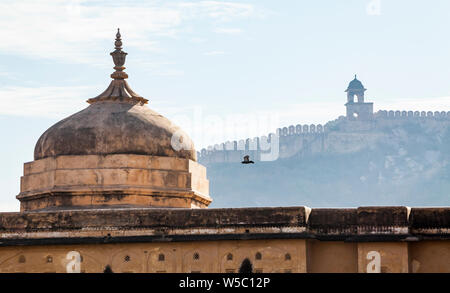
left=197, top=110, right=450, bottom=164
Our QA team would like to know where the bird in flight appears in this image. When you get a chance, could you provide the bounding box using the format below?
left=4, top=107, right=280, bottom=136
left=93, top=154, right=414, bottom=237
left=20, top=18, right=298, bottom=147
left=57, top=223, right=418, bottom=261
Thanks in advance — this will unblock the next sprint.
left=241, top=155, right=254, bottom=164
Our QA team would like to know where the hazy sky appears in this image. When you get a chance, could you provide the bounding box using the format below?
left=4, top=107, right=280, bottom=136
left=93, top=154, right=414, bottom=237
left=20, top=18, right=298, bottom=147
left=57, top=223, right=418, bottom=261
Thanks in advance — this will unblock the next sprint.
left=1, top=0, right=450, bottom=211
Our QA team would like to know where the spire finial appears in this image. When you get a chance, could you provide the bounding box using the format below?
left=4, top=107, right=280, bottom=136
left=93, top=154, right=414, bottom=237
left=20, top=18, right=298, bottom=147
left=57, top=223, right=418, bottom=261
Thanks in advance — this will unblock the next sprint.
left=110, top=28, right=128, bottom=80
left=87, top=28, right=148, bottom=105
left=114, top=28, right=122, bottom=50
left=354, top=74, right=357, bottom=79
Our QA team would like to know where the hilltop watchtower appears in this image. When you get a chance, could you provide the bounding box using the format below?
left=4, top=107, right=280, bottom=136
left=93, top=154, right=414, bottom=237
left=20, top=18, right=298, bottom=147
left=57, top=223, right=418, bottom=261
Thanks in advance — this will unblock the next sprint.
left=345, top=75, right=373, bottom=120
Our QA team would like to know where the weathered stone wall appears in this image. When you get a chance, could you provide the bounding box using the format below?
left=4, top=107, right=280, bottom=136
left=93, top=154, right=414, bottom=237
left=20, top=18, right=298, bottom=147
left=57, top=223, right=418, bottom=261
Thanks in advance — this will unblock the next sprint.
left=0, top=206, right=448, bottom=273
left=0, top=240, right=307, bottom=273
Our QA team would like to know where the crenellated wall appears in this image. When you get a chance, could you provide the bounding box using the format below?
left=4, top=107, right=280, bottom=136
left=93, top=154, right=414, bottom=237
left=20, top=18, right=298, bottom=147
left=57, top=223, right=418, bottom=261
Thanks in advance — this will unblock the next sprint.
left=375, top=110, right=450, bottom=119
left=198, top=133, right=278, bottom=164
left=198, top=109, right=450, bottom=164
left=277, top=123, right=326, bottom=136
left=197, top=123, right=326, bottom=164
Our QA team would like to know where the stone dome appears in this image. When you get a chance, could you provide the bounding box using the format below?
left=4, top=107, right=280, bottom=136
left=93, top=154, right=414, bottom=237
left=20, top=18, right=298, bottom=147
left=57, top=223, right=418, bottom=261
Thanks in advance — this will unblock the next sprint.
left=34, top=29, right=196, bottom=161
left=34, top=102, right=196, bottom=161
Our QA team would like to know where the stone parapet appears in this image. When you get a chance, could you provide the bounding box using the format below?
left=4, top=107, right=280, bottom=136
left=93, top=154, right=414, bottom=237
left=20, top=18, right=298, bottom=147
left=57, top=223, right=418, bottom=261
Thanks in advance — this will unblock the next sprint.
left=409, top=208, right=450, bottom=235
left=0, top=206, right=448, bottom=246
left=356, top=206, right=410, bottom=235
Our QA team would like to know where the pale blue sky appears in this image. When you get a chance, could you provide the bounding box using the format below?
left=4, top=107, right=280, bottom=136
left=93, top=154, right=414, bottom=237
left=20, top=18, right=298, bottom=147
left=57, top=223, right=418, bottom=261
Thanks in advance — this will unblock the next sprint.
left=1, top=0, right=450, bottom=211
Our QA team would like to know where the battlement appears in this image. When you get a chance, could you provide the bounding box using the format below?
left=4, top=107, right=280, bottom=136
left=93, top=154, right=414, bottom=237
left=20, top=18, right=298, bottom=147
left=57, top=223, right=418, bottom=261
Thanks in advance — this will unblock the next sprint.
left=199, top=133, right=275, bottom=155
left=198, top=75, right=450, bottom=163
left=198, top=124, right=325, bottom=159
left=198, top=108, right=450, bottom=164
left=375, top=110, right=450, bottom=119
left=277, top=124, right=325, bottom=136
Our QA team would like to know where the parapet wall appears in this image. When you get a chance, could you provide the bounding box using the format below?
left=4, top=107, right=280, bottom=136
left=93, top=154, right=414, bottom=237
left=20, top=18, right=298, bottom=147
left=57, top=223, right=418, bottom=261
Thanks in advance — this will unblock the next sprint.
left=0, top=206, right=448, bottom=243
left=200, top=123, right=325, bottom=154
left=0, top=206, right=448, bottom=273
left=198, top=109, right=450, bottom=164
left=375, top=110, right=450, bottom=119
left=277, top=123, right=326, bottom=136
left=198, top=124, right=325, bottom=163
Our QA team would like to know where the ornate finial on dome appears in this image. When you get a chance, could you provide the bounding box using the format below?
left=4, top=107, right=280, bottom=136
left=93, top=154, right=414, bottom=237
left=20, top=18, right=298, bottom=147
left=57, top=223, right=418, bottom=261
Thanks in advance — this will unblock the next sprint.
left=110, top=28, right=128, bottom=80
left=115, top=28, right=122, bottom=50
left=354, top=74, right=357, bottom=79
left=87, top=29, right=148, bottom=105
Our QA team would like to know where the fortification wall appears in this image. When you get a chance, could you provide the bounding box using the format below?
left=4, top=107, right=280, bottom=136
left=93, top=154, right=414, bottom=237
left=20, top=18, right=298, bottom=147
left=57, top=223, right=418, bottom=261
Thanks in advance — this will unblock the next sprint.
left=198, top=123, right=325, bottom=164
left=198, top=109, right=450, bottom=164
left=375, top=110, right=450, bottom=120
left=373, top=110, right=450, bottom=134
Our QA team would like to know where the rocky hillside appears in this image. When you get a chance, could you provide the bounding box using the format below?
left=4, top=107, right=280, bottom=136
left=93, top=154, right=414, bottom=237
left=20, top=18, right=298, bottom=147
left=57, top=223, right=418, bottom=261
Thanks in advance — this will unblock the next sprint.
left=204, top=119, right=450, bottom=208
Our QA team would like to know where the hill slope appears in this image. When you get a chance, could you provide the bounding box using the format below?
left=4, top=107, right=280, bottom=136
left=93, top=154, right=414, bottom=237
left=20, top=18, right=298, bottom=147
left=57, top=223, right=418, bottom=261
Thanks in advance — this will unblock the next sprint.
left=204, top=120, right=450, bottom=208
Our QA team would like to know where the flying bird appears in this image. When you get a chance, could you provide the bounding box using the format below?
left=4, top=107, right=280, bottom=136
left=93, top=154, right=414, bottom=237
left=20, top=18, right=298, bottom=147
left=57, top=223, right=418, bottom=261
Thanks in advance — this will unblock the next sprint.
left=241, top=155, right=254, bottom=164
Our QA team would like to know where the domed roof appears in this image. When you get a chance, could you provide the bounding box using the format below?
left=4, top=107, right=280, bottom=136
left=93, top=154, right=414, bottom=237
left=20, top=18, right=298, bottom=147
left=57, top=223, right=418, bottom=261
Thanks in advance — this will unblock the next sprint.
left=34, top=102, right=196, bottom=160
left=34, top=29, right=196, bottom=161
left=346, top=75, right=366, bottom=91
